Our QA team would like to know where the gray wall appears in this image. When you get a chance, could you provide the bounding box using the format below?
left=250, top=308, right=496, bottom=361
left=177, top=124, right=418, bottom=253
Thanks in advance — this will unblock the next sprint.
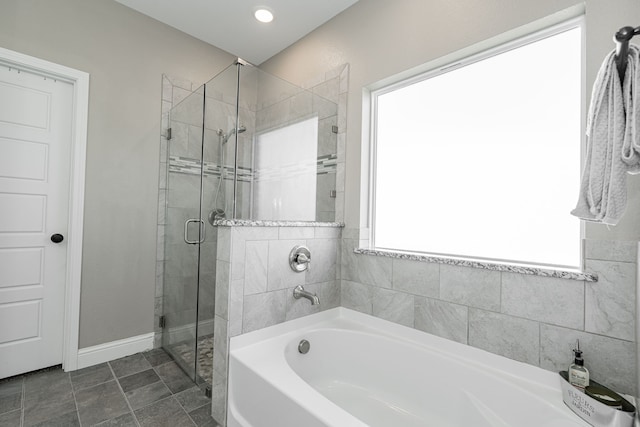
left=260, top=0, right=640, bottom=239
left=0, top=0, right=235, bottom=347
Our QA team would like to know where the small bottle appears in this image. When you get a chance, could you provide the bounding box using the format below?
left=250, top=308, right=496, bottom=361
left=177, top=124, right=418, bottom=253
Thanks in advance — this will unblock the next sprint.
left=568, top=340, right=589, bottom=391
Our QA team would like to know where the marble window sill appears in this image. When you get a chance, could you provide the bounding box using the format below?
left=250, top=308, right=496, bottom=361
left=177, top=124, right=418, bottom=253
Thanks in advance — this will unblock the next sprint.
left=354, top=248, right=598, bottom=282
left=213, top=219, right=345, bottom=228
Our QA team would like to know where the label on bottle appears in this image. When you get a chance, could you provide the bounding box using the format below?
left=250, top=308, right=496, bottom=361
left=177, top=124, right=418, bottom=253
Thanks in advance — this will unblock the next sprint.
left=569, top=368, right=589, bottom=389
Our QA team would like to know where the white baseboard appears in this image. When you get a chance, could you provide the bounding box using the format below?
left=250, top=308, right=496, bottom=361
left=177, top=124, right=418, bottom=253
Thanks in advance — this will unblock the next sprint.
left=76, top=332, right=155, bottom=370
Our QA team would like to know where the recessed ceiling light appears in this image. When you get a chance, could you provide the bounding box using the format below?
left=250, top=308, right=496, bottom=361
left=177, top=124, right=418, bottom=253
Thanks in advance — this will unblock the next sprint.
left=254, top=8, right=274, bottom=23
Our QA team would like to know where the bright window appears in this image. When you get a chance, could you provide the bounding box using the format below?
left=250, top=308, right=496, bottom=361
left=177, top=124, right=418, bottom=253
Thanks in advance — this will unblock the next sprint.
left=371, top=20, right=583, bottom=268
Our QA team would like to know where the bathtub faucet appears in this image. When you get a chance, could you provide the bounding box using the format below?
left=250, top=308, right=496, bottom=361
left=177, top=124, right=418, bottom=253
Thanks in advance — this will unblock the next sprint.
left=293, top=285, right=320, bottom=305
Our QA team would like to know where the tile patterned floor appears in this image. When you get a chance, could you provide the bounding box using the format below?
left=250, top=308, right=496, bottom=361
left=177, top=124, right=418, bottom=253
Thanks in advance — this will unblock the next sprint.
left=0, top=348, right=218, bottom=427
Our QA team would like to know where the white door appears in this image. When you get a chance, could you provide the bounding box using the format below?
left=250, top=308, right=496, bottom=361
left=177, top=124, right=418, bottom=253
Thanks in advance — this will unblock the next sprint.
left=0, top=65, right=74, bottom=378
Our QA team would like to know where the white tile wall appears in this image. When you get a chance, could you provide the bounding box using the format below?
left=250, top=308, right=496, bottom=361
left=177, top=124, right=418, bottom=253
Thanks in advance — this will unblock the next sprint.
left=392, top=258, right=439, bottom=298
left=341, top=280, right=373, bottom=314
left=243, top=290, right=288, bottom=333
left=372, top=287, right=414, bottom=327
left=243, top=241, right=268, bottom=295
left=212, top=224, right=342, bottom=423
left=414, top=297, right=468, bottom=344
left=584, top=259, right=636, bottom=341
left=306, top=239, right=338, bottom=284
left=355, top=253, right=393, bottom=288
left=440, top=264, right=501, bottom=311
left=468, top=308, right=540, bottom=365
left=341, top=234, right=638, bottom=396
left=501, top=273, right=584, bottom=329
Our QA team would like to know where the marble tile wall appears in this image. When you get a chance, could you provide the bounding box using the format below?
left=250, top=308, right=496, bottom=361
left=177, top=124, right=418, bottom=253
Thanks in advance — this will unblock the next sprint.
left=341, top=233, right=638, bottom=396
left=211, top=224, right=342, bottom=424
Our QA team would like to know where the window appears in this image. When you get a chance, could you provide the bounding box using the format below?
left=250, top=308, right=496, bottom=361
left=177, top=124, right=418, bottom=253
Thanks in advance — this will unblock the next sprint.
left=370, top=19, right=583, bottom=269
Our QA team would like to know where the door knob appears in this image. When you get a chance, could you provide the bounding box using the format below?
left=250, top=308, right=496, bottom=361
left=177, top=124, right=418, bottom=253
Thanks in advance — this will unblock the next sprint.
left=51, top=233, right=64, bottom=243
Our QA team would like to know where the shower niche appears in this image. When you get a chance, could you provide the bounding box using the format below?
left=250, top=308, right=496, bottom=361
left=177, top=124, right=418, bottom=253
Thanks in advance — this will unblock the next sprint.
left=159, top=60, right=341, bottom=388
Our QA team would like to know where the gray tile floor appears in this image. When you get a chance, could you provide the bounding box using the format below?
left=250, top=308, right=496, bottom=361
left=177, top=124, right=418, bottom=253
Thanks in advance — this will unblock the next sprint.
left=0, top=348, right=218, bottom=427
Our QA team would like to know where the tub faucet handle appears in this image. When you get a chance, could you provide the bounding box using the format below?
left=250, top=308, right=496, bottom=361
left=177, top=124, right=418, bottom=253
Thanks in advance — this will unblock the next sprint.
left=289, top=245, right=311, bottom=272
left=296, top=252, right=310, bottom=265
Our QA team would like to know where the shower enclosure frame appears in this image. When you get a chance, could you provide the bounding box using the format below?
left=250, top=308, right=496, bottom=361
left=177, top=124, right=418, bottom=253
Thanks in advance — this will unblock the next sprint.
left=160, top=63, right=240, bottom=389
left=158, top=58, right=341, bottom=401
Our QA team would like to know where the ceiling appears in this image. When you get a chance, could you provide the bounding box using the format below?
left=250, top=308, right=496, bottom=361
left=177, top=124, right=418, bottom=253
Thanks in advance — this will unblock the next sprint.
left=114, top=0, right=359, bottom=65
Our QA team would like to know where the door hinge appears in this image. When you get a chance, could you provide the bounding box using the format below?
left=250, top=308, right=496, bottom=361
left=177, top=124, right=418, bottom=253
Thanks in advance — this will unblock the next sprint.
left=166, top=128, right=172, bottom=140
left=159, top=315, right=166, bottom=329
left=331, top=125, right=338, bottom=134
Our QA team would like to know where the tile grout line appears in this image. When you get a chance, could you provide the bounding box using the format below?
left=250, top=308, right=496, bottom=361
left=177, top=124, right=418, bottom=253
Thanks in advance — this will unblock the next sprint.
left=187, top=402, right=215, bottom=427
left=169, top=367, right=200, bottom=426
left=155, top=353, right=209, bottom=427
left=132, top=354, right=200, bottom=427
left=150, top=358, right=176, bottom=399
left=107, top=361, right=142, bottom=427
left=121, top=354, right=190, bottom=414
left=20, top=376, right=25, bottom=427
left=148, top=356, right=199, bottom=425
left=70, top=371, right=84, bottom=427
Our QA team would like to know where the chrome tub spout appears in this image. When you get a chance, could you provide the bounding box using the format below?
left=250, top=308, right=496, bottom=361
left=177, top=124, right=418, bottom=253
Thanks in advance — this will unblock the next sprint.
left=293, top=285, right=320, bottom=305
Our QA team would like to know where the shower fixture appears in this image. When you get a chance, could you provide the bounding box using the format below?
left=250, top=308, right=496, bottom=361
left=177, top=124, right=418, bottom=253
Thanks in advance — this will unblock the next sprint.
left=219, top=125, right=246, bottom=145
left=209, top=124, right=247, bottom=224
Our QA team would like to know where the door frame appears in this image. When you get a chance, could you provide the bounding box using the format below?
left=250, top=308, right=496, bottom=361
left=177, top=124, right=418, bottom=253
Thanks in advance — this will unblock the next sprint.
left=0, top=46, right=89, bottom=372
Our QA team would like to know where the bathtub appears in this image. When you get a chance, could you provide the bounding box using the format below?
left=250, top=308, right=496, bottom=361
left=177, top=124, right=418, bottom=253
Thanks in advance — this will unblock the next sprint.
left=228, top=307, right=590, bottom=427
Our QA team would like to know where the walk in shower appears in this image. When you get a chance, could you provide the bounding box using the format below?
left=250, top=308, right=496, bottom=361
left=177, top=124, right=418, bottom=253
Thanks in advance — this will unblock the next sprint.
left=160, top=60, right=338, bottom=388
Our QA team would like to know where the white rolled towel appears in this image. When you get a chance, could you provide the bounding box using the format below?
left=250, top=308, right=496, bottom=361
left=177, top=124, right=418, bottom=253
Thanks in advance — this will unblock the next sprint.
left=571, top=44, right=639, bottom=225
left=622, top=45, right=640, bottom=170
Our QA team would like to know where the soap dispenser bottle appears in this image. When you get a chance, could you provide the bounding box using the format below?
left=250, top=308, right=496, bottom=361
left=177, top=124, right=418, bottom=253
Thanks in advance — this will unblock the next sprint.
left=568, top=340, right=589, bottom=391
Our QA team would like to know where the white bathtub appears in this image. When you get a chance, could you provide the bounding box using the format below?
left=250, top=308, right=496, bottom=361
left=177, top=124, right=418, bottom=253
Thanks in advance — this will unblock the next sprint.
left=228, top=307, right=590, bottom=427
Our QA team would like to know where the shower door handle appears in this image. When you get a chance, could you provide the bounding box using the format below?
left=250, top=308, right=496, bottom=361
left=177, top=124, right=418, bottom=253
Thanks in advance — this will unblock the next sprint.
left=184, top=219, right=206, bottom=244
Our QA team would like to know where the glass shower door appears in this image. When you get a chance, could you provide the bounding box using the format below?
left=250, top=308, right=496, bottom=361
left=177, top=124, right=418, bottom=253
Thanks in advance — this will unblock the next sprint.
left=162, top=86, right=206, bottom=382
left=195, top=63, right=241, bottom=387
left=161, top=63, right=241, bottom=388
